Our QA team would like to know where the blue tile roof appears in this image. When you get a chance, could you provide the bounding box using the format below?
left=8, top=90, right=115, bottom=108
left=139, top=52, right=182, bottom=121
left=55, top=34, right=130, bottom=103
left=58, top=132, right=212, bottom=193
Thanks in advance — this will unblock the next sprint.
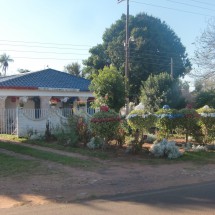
left=0, top=68, right=91, bottom=91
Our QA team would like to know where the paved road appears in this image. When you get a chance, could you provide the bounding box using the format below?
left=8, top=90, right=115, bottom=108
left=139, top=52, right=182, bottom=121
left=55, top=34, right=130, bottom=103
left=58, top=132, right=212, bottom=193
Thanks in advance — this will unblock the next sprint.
left=1, top=180, right=215, bottom=215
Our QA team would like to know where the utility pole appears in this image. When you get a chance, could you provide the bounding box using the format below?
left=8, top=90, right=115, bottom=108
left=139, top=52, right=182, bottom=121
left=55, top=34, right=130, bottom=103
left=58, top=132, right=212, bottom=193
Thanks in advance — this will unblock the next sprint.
left=118, top=0, right=129, bottom=115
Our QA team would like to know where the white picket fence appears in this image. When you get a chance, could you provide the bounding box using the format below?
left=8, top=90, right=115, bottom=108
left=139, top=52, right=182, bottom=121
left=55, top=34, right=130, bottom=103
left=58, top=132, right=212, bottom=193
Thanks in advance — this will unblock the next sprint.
left=0, top=107, right=96, bottom=136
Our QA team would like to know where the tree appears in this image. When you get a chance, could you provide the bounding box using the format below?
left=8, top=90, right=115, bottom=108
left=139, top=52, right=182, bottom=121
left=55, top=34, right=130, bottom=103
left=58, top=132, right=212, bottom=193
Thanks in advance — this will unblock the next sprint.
left=82, top=44, right=110, bottom=79
left=89, top=65, right=125, bottom=112
left=194, top=90, right=215, bottom=109
left=0, top=53, right=14, bottom=76
left=193, top=18, right=215, bottom=79
left=83, top=13, right=191, bottom=101
left=140, top=72, right=186, bottom=112
left=64, top=62, right=82, bottom=77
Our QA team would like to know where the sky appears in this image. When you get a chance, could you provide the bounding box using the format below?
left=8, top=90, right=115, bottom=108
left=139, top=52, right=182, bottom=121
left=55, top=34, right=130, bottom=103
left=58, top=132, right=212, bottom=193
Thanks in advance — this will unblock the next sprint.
left=0, top=0, right=215, bottom=87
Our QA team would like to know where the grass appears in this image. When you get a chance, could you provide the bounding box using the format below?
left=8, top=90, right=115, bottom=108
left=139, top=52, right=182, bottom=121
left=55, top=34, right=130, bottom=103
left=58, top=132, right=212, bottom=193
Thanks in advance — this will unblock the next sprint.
left=0, top=153, right=41, bottom=177
left=25, top=140, right=111, bottom=160
left=0, top=142, right=96, bottom=168
left=0, top=134, right=111, bottom=159
left=179, top=151, right=215, bottom=164
left=0, top=134, right=215, bottom=165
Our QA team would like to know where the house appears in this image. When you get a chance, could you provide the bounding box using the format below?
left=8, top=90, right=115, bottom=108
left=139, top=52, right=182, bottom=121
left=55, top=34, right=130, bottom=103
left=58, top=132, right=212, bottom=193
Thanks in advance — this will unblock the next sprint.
left=0, top=68, right=94, bottom=110
left=0, top=68, right=95, bottom=136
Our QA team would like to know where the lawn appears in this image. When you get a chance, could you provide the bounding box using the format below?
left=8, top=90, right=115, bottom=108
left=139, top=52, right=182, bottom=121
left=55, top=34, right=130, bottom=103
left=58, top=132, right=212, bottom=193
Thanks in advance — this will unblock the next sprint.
left=0, top=153, right=41, bottom=177
left=0, top=141, right=96, bottom=168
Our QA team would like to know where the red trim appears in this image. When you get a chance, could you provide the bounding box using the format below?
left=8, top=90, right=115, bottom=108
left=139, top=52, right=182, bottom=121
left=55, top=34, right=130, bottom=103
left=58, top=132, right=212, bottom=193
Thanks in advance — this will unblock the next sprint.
left=0, top=86, right=37, bottom=90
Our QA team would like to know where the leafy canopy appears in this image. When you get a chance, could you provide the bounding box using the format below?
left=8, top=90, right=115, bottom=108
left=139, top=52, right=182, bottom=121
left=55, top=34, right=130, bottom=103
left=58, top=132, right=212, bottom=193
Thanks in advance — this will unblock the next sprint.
left=64, top=62, right=82, bottom=77
left=89, top=65, right=125, bottom=112
left=83, top=13, right=191, bottom=101
left=140, top=72, right=186, bottom=112
left=0, top=53, right=14, bottom=76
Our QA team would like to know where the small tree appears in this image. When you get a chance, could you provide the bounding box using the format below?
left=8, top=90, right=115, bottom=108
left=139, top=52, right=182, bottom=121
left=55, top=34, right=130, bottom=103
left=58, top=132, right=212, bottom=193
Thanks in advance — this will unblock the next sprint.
left=155, top=108, right=178, bottom=139
left=177, top=108, right=200, bottom=143
left=197, top=106, right=215, bottom=144
left=90, top=109, right=121, bottom=145
left=90, top=66, right=125, bottom=112
left=64, top=62, right=82, bottom=77
left=0, top=53, right=14, bottom=76
left=127, top=109, right=157, bottom=143
left=140, top=73, right=185, bottom=112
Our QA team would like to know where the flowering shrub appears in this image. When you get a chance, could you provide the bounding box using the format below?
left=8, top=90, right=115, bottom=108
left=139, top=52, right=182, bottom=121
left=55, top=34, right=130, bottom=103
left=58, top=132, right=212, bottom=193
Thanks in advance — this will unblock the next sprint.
left=155, top=108, right=179, bottom=139
left=192, top=144, right=207, bottom=152
left=178, top=108, right=200, bottom=143
left=197, top=106, right=215, bottom=144
left=127, top=109, right=157, bottom=133
left=49, top=97, right=60, bottom=105
left=76, top=117, right=91, bottom=146
left=90, top=109, right=120, bottom=143
left=150, top=139, right=182, bottom=159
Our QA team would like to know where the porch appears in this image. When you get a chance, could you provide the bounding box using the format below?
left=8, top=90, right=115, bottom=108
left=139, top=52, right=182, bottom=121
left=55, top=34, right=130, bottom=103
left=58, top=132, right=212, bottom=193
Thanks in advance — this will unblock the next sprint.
left=0, top=107, right=96, bottom=137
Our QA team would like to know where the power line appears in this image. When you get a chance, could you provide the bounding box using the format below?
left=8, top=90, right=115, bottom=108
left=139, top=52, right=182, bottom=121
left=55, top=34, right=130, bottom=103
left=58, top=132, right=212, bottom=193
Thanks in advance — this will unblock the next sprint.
left=166, top=0, right=215, bottom=12
left=131, top=0, right=215, bottom=17
left=189, top=0, right=215, bottom=7
left=0, top=49, right=89, bottom=56
left=0, top=43, right=90, bottom=51
left=0, top=39, right=92, bottom=47
left=12, top=56, right=84, bottom=61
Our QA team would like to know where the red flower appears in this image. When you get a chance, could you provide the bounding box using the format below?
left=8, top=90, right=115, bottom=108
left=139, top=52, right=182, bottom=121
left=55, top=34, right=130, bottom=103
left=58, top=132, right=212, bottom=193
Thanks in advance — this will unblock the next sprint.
left=100, top=105, right=109, bottom=112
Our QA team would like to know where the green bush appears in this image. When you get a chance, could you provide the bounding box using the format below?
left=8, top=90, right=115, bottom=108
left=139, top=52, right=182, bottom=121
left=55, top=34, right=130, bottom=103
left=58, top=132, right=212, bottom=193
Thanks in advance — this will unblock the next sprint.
left=155, top=108, right=178, bottom=139
left=90, top=110, right=120, bottom=143
left=127, top=109, right=157, bottom=134
left=177, top=108, right=200, bottom=143
left=53, top=115, right=79, bottom=147
left=197, top=106, right=215, bottom=144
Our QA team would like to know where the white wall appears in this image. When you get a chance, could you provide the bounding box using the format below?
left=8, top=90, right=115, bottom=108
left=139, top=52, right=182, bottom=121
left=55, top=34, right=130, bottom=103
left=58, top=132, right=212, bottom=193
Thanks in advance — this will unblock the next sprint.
left=17, top=108, right=68, bottom=137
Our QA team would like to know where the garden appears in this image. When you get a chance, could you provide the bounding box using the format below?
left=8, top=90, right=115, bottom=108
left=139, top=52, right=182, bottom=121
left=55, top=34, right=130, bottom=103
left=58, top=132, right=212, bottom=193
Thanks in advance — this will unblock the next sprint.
left=13, top=103, right=214, bottom=162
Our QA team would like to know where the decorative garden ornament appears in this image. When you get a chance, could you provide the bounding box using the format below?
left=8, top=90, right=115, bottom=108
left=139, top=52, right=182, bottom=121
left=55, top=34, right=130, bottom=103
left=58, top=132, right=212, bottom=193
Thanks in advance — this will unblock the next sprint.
left=162, top=105, right=170, bottom=110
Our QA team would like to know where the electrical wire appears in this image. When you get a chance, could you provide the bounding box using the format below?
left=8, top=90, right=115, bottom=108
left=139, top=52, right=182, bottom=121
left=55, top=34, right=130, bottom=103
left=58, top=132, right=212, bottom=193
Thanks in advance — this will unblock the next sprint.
left=165, top=0, right=215, bottom=12
left=131, top=0, right=215, bottom=17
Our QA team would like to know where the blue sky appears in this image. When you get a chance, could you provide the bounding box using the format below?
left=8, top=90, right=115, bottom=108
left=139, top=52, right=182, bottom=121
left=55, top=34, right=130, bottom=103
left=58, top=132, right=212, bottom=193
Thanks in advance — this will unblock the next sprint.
left=0, top=0, right=215, bottom=84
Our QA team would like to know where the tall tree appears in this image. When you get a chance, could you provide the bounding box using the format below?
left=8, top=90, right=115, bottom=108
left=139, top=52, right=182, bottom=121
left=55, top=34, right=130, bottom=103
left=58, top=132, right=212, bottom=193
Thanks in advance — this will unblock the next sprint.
left=193, top=18, right=215, bottom=80
left=64, top=62, right=82, bottom=77
left=0, top=53, right=14, bottom=76
left=140, top=72, right=186, bottom=112
left=83, top=13, right=191, bottom=101
left=89, top=65, right=125, bottom=112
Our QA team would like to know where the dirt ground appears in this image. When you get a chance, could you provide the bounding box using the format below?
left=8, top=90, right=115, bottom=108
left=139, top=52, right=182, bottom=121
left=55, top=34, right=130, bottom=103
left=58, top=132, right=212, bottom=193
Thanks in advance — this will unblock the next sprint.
left=0, top=145, right=215, bottom=209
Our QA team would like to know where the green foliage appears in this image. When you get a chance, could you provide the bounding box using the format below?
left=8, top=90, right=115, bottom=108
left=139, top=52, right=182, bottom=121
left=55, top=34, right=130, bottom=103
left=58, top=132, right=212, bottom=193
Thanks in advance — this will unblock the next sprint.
left=178, top=108, right=200, bottom=143
left=194, top=90, right=215, bottom=108
left=87, top=137, right=104, bottom=149
left=64, top=62, right=82, bottom=77
left=89, top=65, right=125, bottom=112
left=127, top=109, right=157, bottom=134
left=140, top=73, right=186, bottom=112
left=83, top=13, right=191, bottom=101
left=53, top=116, right=79, bottom=147
left=0, top=53, right=14, bottom=76
left=82, top=44, right=109, bottom=79
left=90, top=110, right=120, bottom=142
left=197, top=107, right=215, bottom=144
left=155, top=108, right=178, bottom=139
left=76, top=117, right=91, bottom=146
left=150, top=139, right=182, bottom=159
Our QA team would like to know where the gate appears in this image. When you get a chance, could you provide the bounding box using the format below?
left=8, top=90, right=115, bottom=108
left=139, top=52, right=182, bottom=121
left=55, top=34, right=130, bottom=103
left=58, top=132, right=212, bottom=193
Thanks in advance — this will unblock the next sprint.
left=0, top=109, right=17, bottom=135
